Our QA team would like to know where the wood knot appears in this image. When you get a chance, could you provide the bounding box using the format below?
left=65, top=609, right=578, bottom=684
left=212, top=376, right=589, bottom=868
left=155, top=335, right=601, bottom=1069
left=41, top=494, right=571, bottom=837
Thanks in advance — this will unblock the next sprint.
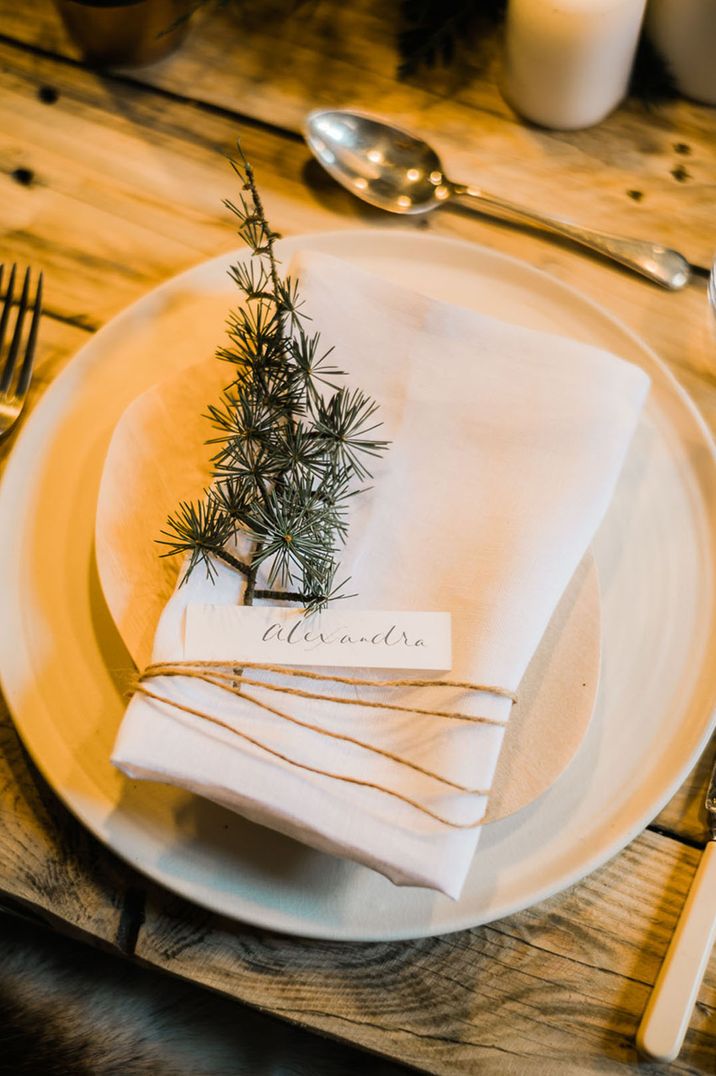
left=11, top=167, right=35, bottom=187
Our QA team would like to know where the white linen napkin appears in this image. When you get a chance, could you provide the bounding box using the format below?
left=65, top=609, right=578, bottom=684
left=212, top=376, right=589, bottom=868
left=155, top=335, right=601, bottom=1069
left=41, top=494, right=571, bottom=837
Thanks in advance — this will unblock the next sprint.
left=112, top=251, right=649, bottom=899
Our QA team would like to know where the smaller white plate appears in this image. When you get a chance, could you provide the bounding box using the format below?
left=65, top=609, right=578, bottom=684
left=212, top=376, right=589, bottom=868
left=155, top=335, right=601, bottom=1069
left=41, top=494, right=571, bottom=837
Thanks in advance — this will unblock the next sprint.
left=94, top=353, right=601, bottom=823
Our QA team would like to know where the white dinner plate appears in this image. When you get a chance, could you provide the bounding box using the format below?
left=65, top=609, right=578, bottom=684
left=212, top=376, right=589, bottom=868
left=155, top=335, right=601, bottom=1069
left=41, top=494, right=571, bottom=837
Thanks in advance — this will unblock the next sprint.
left=1, top=230, right=715, bottom=941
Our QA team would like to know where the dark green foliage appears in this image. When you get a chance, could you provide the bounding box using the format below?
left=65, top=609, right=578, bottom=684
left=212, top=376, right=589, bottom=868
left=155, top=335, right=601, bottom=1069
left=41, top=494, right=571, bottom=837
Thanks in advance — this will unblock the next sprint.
left=159, top=146, right=388, bottom=609
left=161, top=499, right=236, bottom=582
left=397, top=0, right=505, bottom=79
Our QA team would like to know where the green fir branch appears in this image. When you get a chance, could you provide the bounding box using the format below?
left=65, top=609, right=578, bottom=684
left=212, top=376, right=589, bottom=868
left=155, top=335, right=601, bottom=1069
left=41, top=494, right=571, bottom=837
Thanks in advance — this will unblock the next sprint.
left=160, top=143, right=389, bottom=611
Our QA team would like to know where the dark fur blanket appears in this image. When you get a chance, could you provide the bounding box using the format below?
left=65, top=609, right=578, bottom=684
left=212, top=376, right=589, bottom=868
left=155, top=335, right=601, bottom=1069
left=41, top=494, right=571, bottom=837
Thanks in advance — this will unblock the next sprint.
left=0, top=910, right=408, bottom=1076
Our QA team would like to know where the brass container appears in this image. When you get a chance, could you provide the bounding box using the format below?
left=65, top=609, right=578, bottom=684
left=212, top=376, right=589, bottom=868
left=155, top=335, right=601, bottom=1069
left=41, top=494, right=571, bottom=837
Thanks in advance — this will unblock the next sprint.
left=55, top=0, right=194, bottom=68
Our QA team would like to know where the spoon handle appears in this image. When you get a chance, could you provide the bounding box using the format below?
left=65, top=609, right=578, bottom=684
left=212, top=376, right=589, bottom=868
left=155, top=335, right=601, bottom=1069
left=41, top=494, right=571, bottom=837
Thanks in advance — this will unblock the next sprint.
left=452, top=184, right=690, bottom=290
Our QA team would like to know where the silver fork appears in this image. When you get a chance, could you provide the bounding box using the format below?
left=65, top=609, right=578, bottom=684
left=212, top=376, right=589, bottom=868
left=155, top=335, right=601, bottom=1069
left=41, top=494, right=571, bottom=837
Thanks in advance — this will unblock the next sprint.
left=0, top=265, right=43, bottom=438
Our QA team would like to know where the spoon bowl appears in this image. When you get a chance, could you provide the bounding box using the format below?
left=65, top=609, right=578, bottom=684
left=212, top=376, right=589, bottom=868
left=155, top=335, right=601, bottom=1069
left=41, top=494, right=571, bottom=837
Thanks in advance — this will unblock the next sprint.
left=305, top=110, right=452, bottom=214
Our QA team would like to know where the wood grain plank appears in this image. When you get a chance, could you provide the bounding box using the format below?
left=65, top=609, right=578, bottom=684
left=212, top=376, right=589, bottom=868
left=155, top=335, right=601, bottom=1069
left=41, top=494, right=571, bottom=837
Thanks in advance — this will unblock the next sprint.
left=1, top=36, right=713, bottom=385
left=135, top=830, right=715, bottom=1074
left=4, top=0, right=716, bottom=268
left=0, top=698, right=141, bottom=950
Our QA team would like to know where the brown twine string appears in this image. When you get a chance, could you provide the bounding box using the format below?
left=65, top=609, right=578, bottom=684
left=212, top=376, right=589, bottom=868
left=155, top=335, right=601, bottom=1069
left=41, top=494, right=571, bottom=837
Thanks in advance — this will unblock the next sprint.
left=145, top=660, right=517, bottom=702
left=134, top=661, right=517, bottom=829
left=140, top=667, right=487, bottom=792
left=146, top=662, right=511, bottom=725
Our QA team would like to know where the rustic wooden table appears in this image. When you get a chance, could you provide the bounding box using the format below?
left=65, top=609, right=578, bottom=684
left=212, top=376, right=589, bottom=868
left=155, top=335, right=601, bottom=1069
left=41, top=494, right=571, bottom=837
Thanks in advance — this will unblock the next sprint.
left=2, top=3, right=716, bottom=1072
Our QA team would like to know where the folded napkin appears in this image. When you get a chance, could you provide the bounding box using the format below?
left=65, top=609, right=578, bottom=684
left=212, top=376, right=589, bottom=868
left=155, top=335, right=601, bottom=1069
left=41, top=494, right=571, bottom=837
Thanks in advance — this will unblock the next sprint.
left=112, top=251, right=649, bottom=899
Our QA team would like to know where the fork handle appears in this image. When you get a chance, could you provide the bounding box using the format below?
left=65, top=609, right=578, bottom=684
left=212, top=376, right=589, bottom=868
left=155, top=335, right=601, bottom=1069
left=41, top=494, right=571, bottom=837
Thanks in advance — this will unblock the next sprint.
left=451, top=184, right=691, bottom=291
left=636, top=840, right=716, bottom=1062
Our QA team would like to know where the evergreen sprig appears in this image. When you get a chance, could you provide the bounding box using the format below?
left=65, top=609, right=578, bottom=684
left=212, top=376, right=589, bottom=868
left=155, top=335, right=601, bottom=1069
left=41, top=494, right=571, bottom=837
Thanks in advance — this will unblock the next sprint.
left=159, top=145, right=389, bottom=610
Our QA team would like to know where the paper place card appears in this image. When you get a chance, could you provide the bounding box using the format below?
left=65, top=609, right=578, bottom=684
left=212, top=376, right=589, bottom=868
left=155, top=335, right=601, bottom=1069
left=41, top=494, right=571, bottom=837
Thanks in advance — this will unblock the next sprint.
left=184, top=606, right=452, bottom=671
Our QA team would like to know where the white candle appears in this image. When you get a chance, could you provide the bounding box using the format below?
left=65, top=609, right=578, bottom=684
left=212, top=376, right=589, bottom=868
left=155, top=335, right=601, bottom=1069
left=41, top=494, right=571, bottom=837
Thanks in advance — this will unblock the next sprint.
left=502, top=0, right=648, bottom=130
left=647, top=0, right=716, bottom=106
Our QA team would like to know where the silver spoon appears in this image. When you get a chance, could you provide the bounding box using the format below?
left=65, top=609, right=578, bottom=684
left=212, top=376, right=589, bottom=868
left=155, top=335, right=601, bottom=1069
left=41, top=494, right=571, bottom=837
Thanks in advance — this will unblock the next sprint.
left=305, top=109, right=691, bottom=291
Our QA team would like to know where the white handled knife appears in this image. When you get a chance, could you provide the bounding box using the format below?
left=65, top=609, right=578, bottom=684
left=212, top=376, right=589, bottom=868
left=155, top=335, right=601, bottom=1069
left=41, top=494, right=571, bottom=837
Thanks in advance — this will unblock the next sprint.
left=636, top=750, right=716, bottom=1061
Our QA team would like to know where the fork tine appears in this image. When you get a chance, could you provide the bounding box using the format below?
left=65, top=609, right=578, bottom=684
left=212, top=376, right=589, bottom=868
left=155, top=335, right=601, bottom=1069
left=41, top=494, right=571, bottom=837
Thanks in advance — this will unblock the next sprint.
left=0, top=264, right=17, bottom=380
left=16, top=272, right=43, bottom=399
left=0, top=267, right=30, bottom=395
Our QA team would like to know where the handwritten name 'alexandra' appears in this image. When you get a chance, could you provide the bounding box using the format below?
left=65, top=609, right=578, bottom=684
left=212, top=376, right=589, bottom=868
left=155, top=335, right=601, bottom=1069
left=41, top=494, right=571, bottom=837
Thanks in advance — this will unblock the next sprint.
left=262, top=619, right=426, bottom=652
left=184, top=605, right=451, bottom=670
